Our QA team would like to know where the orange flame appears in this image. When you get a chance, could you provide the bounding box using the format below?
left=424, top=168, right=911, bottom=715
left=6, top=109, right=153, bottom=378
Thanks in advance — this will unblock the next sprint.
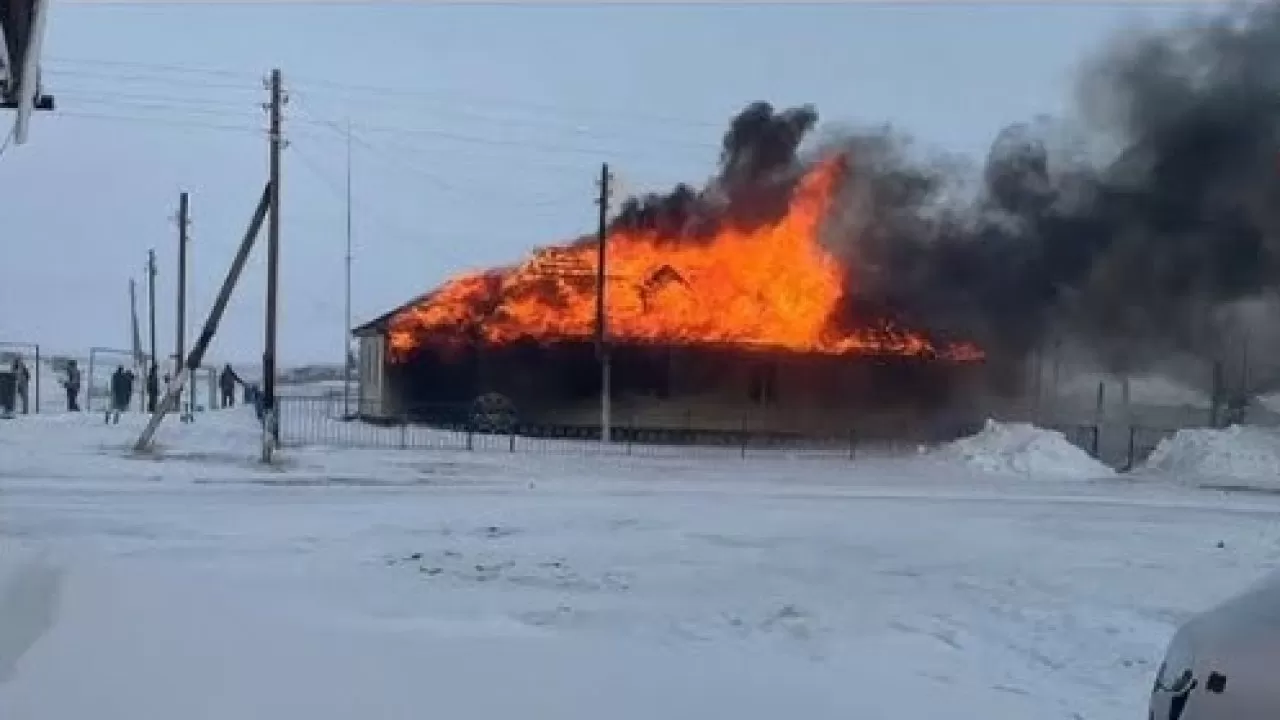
left=387, top=157, right=982, bottom=362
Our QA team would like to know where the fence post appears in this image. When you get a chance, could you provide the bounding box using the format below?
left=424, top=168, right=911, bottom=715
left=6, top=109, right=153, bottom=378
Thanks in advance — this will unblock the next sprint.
left=87, top=351, right=95, bottom=414
left=400, top=419, right=408, bottom=450
left=740, top=414, right=748, bottom=459
left=848, top=428, right=856, bottom=461
left=1126, top=425, right=1137, bottom=471
left=33, top=345, right=40, bottom=413
left=466, top=422, right=474, bottom=452
left=508, top=426, right=516, bottom=453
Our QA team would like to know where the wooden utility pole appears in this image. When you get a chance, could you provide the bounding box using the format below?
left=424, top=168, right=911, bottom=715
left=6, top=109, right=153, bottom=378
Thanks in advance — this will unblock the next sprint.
left=175, top=191, right=190, bottom=421
left=147, top=248, right=158, bottom=412
left=262, top=67, right=286, bottom=455
left=596, top=162, right=612, bottom=444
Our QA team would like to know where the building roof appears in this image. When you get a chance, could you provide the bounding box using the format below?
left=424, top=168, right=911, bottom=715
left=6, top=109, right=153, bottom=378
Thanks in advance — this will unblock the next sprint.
left=351, top=292, right=431, bottom=337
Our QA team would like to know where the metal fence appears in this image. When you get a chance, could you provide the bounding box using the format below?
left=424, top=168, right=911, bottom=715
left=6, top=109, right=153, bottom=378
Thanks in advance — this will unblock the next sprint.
left=1058, top=423, right=1101, bottom=459
left=276, top=394, right=1106, bottom=462
left=1123, top=424, right=1196, bottom=471
left=86, top=347, right=140, bottom=412
left=0, top=341, right=41, bottom=413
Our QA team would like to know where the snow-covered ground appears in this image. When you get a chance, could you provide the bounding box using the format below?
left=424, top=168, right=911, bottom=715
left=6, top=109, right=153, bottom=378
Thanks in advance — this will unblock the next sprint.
left=3, top=408, right=1280, bottom=719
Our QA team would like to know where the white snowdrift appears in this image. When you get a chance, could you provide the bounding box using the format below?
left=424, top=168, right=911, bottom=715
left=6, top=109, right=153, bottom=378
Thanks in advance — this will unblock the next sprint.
left=938, top=419, right=1113, bottom=480
left=1145, top=425, right=1280, bottom=485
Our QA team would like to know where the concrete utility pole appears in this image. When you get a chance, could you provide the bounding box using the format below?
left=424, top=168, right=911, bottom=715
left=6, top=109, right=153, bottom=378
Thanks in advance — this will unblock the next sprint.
left=262, top=67, right=286, bottom=456
left=129, top=278, right=144, bottom=407
left=147, top=248, right=158, bottom=412
left=175, top=191, right=190, bottom=421
left=596, top=162, right=612, bottom=444
left=133, top=184, right=272, bottom=454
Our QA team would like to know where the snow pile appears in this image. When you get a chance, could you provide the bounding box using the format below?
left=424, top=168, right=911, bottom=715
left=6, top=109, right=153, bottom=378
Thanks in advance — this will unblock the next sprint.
left=938, top=419, right=1112, bottom=480
left=1145, top=425, right=1280, bottom=484
left=1255, top=394, right=1280, bottom=415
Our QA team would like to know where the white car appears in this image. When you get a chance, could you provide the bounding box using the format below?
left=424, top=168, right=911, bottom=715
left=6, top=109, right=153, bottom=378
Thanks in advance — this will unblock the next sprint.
left=1149, top=572, right=1280, bottom=719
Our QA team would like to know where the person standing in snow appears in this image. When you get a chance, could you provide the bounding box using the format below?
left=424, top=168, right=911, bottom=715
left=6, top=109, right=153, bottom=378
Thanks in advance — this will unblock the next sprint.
left=13, top=358, right=30, bottom=415
left=122, top=367, right=136, bottom=411
left=219, top=364, right=239, bottom=408
left=62, top=360, right=81, bottom=412
left=105, top=366, right=131, bottom=424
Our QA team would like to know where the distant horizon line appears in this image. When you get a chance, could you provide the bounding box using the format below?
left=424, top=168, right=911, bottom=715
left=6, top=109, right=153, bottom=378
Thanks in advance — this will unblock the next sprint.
left=50, top=0, right=1157, bottom=5
left=2, top=347, right=347, bottom=371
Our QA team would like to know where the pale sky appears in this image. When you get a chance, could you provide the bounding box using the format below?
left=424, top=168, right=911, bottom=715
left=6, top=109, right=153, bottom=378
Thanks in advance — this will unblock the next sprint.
left=0, top=2, right=1195, bottom=367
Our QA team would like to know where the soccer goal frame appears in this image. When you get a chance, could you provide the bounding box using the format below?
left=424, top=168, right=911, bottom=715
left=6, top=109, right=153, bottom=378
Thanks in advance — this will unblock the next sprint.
left=0, top=341, right=41, bottom=412
left=87, top=346, right=142, bottom=413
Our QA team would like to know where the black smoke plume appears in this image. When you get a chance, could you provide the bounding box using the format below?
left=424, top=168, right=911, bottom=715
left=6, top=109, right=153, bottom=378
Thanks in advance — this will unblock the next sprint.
left=611, top=101, right=818, bottom=239
left=604, top=3, right=1280, bottom=386
left=824, top=2, right=1280, bottom=375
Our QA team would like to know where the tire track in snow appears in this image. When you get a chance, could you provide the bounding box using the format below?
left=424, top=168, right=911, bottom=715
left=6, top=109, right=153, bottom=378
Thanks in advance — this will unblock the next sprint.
left=0, top=556, right=65, bottom=684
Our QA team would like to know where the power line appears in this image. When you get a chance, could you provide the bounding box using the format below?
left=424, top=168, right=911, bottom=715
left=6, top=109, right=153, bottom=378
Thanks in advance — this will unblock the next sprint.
left=295, top=105, right=585, bottom=207
left=57, top=94, right=264, bottom=123
left=288, top=88, right=721, bottom=150
left=299, top=110, right=708, bottom=163
left=46, top=56, right=261, bottom=82
left=55, top=89, right=714, bottom=160
left=53, top=86, right=717, bottom=164
left=44, top=67, right=258, bottom=93
left=294, top=92, right=725, bottom=158
left=38, top=101, right=685, bottom=216
left=290, top=76, right=726, bottom=132
left=52, top=109, right=265, bottom=135
left=289, top=142, right=489, bottom=272
left=54, top=88, right=261, bottom=112
left=45, top=57, right=727, bottom=130
left=43, top=66, right=724, bottom=163
left=285, top=89, right=710, bottom=177
left=38, top=102, right=611, bottom=191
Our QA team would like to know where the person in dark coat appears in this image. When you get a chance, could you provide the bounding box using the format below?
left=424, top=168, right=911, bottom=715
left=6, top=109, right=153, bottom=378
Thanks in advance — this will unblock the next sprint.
left=220, top=364, right=239, bottom=408
left=62, top=360, right=81, bottom=412
left=122, top=367, right=135, bottom=409
left=105, top=366, right=133, bottom=424
left=12, top=358, right=30, bottom=415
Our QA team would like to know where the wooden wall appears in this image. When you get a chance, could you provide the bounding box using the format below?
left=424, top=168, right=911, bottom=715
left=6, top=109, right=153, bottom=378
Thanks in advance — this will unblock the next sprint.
left=386, top=338, right=987, bottom=437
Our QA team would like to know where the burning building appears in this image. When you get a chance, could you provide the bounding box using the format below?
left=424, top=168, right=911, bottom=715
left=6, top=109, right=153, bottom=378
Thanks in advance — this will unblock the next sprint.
left=354, top=145, right=992, bottom=440
left=354, top=4, right=1280, bottom=443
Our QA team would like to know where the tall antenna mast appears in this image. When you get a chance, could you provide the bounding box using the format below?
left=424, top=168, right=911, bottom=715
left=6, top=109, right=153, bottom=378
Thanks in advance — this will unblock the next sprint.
left=343, top=118, right=354, bottom=418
